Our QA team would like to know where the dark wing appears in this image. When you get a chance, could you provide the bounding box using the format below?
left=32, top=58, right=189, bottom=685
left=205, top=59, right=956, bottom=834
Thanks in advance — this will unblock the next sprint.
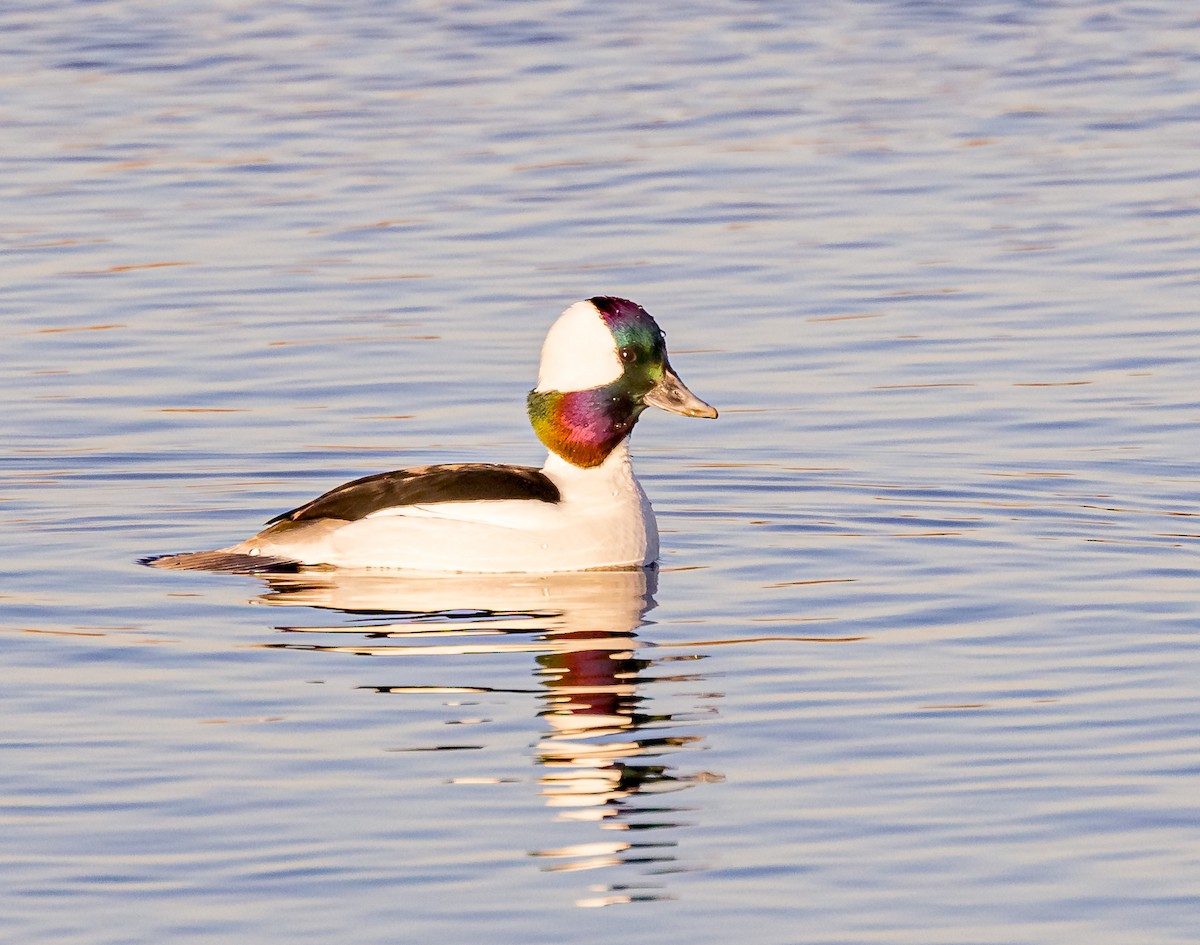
left=266, top=463, right=561, bottom=524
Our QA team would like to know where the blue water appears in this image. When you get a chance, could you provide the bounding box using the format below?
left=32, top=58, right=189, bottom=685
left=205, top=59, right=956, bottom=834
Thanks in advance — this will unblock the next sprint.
left=4, top=2, right=1199, bottom=943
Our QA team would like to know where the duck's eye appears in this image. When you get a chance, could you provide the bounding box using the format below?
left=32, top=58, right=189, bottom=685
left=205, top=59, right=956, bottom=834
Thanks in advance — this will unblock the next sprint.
left=619, top=346, right=638, bottom=364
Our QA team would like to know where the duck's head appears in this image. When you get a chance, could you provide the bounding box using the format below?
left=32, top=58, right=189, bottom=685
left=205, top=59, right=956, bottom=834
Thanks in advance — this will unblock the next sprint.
left=527, top=297, right=718, bottom=468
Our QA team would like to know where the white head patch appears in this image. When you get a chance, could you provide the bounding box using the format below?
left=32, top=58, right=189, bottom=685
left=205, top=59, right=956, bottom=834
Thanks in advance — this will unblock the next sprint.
left=535, top=300, right=623, bottom=393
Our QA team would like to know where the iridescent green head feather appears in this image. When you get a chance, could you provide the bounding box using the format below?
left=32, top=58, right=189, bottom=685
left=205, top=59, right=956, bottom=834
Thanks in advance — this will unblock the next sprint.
left=527, top=298, right=717, bottom=468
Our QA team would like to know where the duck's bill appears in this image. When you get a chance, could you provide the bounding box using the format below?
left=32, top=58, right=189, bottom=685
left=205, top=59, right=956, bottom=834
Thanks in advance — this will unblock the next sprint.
left=645, top=364, right=718, bottom=419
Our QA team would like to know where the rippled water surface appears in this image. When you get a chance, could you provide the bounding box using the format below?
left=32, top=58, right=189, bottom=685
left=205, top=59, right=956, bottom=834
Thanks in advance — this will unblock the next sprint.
left=4, top=2, right=1200, bottom=943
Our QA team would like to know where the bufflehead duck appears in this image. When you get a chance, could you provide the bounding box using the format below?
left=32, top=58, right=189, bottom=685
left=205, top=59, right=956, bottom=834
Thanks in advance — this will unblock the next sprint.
left=145, top=297, right=716, bottom=574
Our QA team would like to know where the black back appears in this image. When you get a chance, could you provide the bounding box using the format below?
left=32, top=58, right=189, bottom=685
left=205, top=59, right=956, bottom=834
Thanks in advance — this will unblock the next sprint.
left=266, top=463, right=560, bottom=524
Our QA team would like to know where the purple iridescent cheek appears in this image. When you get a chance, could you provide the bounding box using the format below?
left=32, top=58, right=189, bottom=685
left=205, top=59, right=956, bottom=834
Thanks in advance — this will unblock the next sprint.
left=529, top=387, right=635, bottom=468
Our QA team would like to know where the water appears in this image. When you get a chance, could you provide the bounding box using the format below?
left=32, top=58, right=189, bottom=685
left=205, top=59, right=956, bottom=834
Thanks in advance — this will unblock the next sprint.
left=4, top=2, right=1199, bottom=943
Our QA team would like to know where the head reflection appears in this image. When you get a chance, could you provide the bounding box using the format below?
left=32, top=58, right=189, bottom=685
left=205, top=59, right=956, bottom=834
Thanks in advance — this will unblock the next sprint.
left=255, top=566, right=719, bottom=906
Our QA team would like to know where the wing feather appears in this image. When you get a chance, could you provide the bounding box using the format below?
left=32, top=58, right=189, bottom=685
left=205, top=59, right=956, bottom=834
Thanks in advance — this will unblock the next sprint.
left=267, top=463, right=560, bottom=524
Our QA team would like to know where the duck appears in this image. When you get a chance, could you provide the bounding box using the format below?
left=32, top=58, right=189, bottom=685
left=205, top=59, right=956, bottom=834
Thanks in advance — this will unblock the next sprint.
left=144, top=296, right=717, bottom=574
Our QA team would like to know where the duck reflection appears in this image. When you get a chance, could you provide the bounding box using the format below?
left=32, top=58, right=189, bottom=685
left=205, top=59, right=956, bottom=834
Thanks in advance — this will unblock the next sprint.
left=253, top=566, right=721, bottom=906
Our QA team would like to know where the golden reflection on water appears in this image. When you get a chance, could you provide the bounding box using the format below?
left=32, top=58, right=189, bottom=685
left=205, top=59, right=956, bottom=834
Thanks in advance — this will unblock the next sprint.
left=252, top=567, right=720, bottom=906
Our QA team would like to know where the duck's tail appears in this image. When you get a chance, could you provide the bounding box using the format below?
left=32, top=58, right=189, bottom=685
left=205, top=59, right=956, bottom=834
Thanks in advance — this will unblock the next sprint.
left=139, top=550, right=303, bottom=574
